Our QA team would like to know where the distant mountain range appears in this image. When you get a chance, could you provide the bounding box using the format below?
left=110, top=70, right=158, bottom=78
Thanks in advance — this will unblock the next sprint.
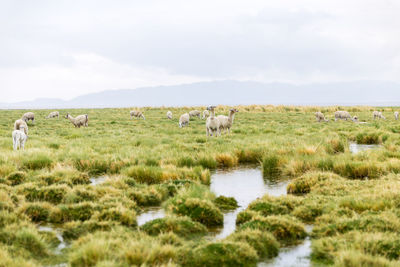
left=1, top=80, right=400, bottom=109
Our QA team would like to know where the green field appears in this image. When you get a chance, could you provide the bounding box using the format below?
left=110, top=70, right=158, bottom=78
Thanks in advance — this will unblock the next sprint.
left=1, top=105, right=400, bottom=266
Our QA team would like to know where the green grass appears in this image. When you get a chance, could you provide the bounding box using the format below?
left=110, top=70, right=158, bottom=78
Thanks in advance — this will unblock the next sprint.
left=1, top=106, right=400, bottom=265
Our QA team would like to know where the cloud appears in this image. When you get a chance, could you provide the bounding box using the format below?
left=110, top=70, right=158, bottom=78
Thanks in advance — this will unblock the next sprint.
left=0, top=0, right=400, bottom=102
left=0, top=53, right=204, bottom=102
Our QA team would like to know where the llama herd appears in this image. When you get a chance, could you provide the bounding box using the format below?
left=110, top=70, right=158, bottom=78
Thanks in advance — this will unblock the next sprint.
left=10, top=107, right=238, bottom=150
left=10, top=108, right=400, bottom=150
left=174, top=106, right=239, bottom=137
left=12, top=111, right=88, bottom=150
left=315, top=110, right=399, bottom=123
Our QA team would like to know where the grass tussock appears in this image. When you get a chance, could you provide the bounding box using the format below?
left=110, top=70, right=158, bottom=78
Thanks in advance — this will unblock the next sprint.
left=169, top=198, right=223, bottom=227
left=22, top=154, right=53, bottom=170
left=227, top=229, right=279, bottom=259
left=239, top=215, right=307, bottom=245
left=262, top=155, right=281, bottom=178
left=140, top=216, right=207, bottom=239
left=185, top=241, right=258, bottom=267
left=214, top=195, right=239, bottom=210
left=215, top=153, right=238, bottom=168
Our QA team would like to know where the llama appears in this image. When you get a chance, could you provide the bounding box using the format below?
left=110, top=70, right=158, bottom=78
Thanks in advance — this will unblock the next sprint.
left=179, top=113, right=190, bottom=128
left=217, top=108, right=239, bottom=134
left=46, top=111, right=59, bottom=119
left=12, top=125, right=27, bottom=150
left=65, top=113, right=88, bottom=128
left=206, top=106, right=220, bottom=137
left=130, top=111, right=145, bottom=120
left=315, top=112, right=329, bottom=122
left=22, top=112, right=35, bottom=123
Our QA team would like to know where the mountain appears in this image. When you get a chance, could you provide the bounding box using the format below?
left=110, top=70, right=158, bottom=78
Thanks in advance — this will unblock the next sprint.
left=1, top=80, right=400, bottom=109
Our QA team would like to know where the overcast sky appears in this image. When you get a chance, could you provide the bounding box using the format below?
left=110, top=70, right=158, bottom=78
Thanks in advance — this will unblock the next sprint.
left=1, top=0, right=400, bottom=102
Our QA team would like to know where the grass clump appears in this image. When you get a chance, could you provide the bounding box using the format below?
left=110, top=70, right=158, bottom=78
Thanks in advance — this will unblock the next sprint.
left=51, top=202, right=95, bottom=223
left=227, top=229, right=279, bottom=259
left=214, top=195, right=238, bottom=210
left=333, top=250, right=398, bottom=267
left=14, top=227, right=50, bottom=257
left=236, top=210, right=260, bottom=225
left=125, top=165, right=163, bottom=184
left=6, top=171, right=26, bottom=186
left=140, top=216, right=207, bottom=239
left=287, top=172, right=342, bottom=195
left=292, top=203, right=324, bottom=223
left=169, top=198, right=223, bottom=227
left=325, top=138, right=346, bottom=154
left=40, top=167, right=90, bottom=185
left=215, top=153, right=238, bottom=168
left=68, top=230, right=181, bottom=266
left=63, top=220, right=116, bottom=240
left=262, top=155, right=281, bottom=178
left=177, top=157, right=195, bottom=167
left=0, top=191, right=15, bottom=212
left=93, top=206, right=137, bottom=227
left=239, top=215, right=307, bottom=245
left=19, top=202, right=52, bottom=222
left=0, top=225, right=50, bottom=258
left=0, top=247, right=37, bottom=267
left=74, top=158, right=111, bottom=175
left=19, top=184, right=69, bottom=204
left=128, top=190, right=162, bottom=207
left=196, top=156, right=217, bottom=169
left=312, top=232, right=400, bottom=264
left=333, top=161, right=384, bottom=180
left=356, top=132, right=382, bottom=144
left=64, top=186, right=97, bottom=203
left=312, top=213, right=400, bottom=238
left=247, top=199, right=291, bottom=217
left=235, top=148, right=264, bottom=164
left=22, top=154, right=53, bottom=170
left=184, top=241, right=258, bottom=267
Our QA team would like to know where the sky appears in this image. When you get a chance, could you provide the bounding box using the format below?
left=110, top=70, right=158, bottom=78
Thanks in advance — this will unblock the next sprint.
left=1, top=0, right=400, bottom=102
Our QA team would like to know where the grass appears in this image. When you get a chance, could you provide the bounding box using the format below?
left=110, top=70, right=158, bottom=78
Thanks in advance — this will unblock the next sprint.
left=1, top=106, right=400, bottom=265
left=140, top=216, right=207, bottom=238
left=214, top=195, right=239, bottom=210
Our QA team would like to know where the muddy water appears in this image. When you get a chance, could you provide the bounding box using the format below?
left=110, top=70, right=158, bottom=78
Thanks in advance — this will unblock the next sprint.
left=349, top=143, right=380, bottom=153
left=210, top=168, right=289, bottom=239
left=137, top=208, right=166, bottom=226
left=38, top=225, right=67, bottom=254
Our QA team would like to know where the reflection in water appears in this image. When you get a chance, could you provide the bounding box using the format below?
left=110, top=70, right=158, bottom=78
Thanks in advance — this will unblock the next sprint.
left=349, top=143, right=380, bottom=154
left=38, top=225, right=67, bottom=254
left=137, top=208, right=166, bottom=226
left=259, top=225, right=314, bottom=267
left=210, top=168, right=289, bottom=239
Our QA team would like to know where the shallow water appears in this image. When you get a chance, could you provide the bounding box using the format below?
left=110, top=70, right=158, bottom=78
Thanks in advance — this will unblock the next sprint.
left=210, top=168, right=289, bottom=239
left=259, top=225, right=314, bottom=267
left=90, top=176, right=107, bottom=186
left=349, top=143, right=380, bottom=153
left=137, top=207, right=166, bottom=226
left=38, top=225, right=67, bottom=254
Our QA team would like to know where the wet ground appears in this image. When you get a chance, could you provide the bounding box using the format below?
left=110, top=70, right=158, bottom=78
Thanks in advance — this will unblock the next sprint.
left=90, top=168, right=313, bottom=266
left=38, top=225, right=67, bottom=254
left=137, top=207, right=166, bottom=226
left=210, top=168, right=289, bottom=239
left=349, top=142, right=381, bottom=153
left=90, top=175, right=107, bottom=185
